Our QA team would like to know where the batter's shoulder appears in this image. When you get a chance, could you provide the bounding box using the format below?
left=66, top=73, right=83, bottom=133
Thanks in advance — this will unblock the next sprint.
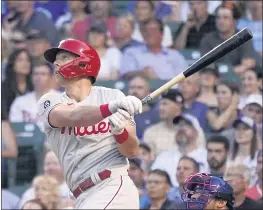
left=93, top=86, right=126, bottom=99
left=38, top=91, right=62, bottom=103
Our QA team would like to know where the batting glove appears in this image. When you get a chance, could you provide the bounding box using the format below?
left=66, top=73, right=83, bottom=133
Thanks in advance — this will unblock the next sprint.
left=109, top=109, right=131, bottom=135
left=108, top=96, right=142, bottom=116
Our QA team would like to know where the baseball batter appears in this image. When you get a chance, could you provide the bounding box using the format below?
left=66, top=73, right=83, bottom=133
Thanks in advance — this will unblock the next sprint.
left=37, top=39, right=142, bottom=209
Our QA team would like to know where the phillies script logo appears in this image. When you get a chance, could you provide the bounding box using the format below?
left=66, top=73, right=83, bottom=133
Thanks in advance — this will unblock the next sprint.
left=61, top=121, right=111, bottom=136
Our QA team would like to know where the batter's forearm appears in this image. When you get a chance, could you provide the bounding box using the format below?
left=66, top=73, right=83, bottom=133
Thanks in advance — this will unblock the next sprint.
left=50, top=104, right=112, bottom=128
left=117, top=133, right=139, bottom=158
left=69, top=105, right=106, bottom=126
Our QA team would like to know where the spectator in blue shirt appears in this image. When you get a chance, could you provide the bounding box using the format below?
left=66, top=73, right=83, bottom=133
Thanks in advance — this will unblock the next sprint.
left=178, top=73, right=209, bottom=130
left=3, top=1, right=59, bottom=46
left=128, top=158, right=183, bottom=209
left=120, top=18, right=187, bottom=80
left=237, top=1, right=262, bottom=55
left=126, top=0, right=172, bottom=20
left=115, top=13, right=143, bottom=53
left=2, top=0, right=68, bottom=23
left=144, top=169, right=186, bottom=209
left=128, top=75, right=160, bottom=140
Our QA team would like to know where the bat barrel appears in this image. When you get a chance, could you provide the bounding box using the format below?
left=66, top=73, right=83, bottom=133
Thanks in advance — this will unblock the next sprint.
left=141, top=28, right=253, bottom=105
left=183, top=28, right=253, bottom=78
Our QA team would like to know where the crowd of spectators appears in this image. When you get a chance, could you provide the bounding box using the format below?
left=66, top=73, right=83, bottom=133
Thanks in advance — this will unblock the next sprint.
left=1, top=1, right=262, bottom=209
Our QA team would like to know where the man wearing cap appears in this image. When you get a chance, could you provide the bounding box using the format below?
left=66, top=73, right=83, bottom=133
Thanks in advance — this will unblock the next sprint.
left=26, top=29, right=52, bottom=64
left=241, top=94, right=262, bottom=149
left=143, top=89, right=184, bottom=157
left=241, top=94, right=262, bottom=125
left=128, top=76, right=160, bottom=140
left=151, top=113, right=209, bottom=186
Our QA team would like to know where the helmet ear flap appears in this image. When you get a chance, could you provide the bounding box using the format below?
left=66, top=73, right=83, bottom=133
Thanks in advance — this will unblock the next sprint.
left=78, top=56, right=92, bottom=70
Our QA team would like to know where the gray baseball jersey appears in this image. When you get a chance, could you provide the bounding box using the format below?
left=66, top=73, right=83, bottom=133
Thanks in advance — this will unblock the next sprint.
left=37, top=86, right=132, bottom=190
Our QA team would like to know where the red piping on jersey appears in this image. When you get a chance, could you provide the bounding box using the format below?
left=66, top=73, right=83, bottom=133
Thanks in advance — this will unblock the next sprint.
left=104, top=175, right=123, bottom=209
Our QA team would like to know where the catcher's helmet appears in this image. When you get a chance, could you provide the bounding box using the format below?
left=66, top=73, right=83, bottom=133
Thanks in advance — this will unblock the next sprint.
left=182, top=173, right=235, bottom=210
left=44, top=39, right=101, bottom=83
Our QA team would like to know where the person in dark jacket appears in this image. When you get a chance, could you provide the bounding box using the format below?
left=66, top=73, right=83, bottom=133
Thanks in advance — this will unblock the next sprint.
left=2, top=48, right=34, bottom=114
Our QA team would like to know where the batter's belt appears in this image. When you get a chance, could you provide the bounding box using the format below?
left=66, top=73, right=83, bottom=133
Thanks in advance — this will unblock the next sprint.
left=72, top=169, right=111, bottom=198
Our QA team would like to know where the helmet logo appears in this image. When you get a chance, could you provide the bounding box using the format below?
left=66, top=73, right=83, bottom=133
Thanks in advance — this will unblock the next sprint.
left=58, top=38, right=74, bottom=47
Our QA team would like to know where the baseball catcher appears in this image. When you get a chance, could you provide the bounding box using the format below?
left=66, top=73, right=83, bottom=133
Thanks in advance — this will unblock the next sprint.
left=182, top=173, right=235, bottom=210
left=37, top=39, right=142, bottom=209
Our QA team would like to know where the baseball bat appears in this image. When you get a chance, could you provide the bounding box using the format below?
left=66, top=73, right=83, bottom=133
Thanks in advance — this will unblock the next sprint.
left=141, top=28, right=253, bottom=104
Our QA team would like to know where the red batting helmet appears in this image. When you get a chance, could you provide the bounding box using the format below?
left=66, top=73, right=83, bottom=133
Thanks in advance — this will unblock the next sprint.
left=44, top=39, right=101, bottom=83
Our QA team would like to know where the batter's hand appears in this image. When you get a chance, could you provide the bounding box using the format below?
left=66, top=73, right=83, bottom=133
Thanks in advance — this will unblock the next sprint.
left=109, top=96, right=142, bottom=116
left=109, top=109, right=131, bottom=135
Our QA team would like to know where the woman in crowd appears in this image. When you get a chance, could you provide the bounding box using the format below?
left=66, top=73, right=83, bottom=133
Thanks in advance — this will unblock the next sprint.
left=197, top=67, right=219, bottom=107
left=206, top=80, right=240, bottom=139
left=32, top=175, right=60, bottom=210
left=2, top=48, right=33, bottom=114
left=239, top=67, right=261, bottom=108
left=21, top=199, right=48, bottom=210
left=231, top=116, right=258, bottom=185
left=86, top=22, right=121, bottom=80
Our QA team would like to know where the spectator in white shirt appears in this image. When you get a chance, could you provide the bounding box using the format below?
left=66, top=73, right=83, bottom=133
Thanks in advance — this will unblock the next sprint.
left=86, top=23, right=122, bottom=80
left=151, top=113, right=209, bottom=186
left=132, top=0, right=173, bottom=47
left=9, top=61, right=55, bottom=131
left=19, top=150, right=71, bottom=208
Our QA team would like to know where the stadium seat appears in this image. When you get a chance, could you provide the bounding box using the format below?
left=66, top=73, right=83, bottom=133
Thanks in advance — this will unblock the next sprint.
left=179, top=49, right=201, bottom=66
left=8, top=123, right=46, bottom=187
left=166, top=21, right=183, bottom=40
left=217, top=63, right=241, bottom=84
left=7, top=183, right=31, bottom=197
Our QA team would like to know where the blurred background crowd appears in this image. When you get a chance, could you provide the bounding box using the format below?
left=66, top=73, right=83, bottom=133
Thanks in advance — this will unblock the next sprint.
left=1, top=0, right=262, bottom=209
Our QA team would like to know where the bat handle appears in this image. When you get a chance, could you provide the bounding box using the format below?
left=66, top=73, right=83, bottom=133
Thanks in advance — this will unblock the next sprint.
left=141, top=73, right=186, bottom=105
left=141, top=95, right=152, bottom=105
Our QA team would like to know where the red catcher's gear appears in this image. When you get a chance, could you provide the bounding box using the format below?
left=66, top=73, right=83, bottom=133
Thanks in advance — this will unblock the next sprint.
left=44, top=39, right=101, bottom=83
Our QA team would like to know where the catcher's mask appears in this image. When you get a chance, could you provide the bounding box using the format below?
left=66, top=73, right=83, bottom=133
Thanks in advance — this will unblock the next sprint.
left=182, top=173, right=235, bottom=210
